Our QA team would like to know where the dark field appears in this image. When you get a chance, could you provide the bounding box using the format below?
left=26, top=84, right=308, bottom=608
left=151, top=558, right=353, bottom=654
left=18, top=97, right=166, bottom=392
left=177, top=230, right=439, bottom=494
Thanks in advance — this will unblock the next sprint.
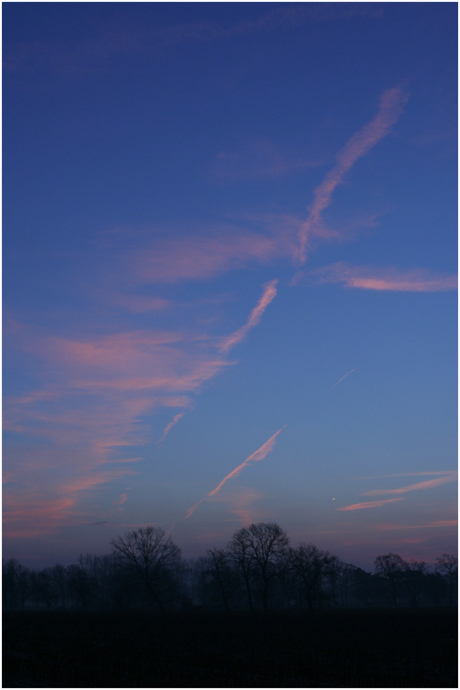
left=3, top=608, right=457, bottom=688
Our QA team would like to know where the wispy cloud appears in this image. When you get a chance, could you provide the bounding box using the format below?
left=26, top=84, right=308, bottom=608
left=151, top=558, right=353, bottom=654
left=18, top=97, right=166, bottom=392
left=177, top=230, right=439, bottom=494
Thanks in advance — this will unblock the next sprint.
left=219, top=279, right=278, bottom=353
left=362, top=473, right=458, bottom=496
left=332, top=367, right=356, bottom=390
left=298, top=87, right=408, bottom=263
left=375, top=520, right=458, bottom=531
left=158, top=412, right=186, bottom=443
left=112, top=490, right=130, bottom=513
left=185, top=427, right=285, bottom=519
left=109, top=294, right=171, bottom=313
left=4, top=275, right=285, bottom=538
left=211, top=137, right=322, bottom=181
left=356, top=471, right=457, bottom=480
left=337, top=498, right=403, bottom=511
left=4, top=4, right=382, bottom=76
left=130, top=231, right=292, bottom=284
left=313, top=262, right=458, bottom=292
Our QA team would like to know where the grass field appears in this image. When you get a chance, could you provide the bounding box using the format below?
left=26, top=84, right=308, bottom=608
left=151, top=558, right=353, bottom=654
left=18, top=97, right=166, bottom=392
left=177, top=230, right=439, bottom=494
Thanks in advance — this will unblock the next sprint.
left=3, top=608, right=457, bottom=687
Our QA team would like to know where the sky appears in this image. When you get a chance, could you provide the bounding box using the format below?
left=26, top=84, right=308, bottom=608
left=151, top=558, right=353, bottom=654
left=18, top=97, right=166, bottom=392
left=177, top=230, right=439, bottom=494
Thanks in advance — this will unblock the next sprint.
left=3, top=2, right=457, bottom=571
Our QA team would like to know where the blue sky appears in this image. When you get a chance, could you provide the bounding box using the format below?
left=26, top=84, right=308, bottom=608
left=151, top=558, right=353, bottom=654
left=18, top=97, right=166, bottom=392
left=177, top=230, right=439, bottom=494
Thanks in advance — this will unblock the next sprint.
left=3, top=2, right=457, bottom=569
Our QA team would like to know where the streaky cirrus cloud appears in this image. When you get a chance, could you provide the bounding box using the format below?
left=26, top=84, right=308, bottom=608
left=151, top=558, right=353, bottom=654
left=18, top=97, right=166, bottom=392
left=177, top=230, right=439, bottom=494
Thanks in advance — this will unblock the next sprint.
left=158, top=412, right=186, bottom=443
left=3, top=4, right=382, bottom=76
left=211, top=136, right=323, bottom=181
left=219, top=279, right=278, bottom=353
left=312, top=261, right=458, bottom=292
left=375, top=520, right=458, bottom=531
left=131, top=229, right=295, bottom=284
left=213, top=486, right=264, bottom=527
left=337, top=498, right=403, bottom=511
left=361, top=473, right=458, bottom=496
left=4, top=275, right=284, bottom=538
left=109, top=294, right=171, bottom=313
left=332, top=367, right=356, bottom=390
left=185, top=426, right=285, bottom=519
left=298, top=87, right=409, bottom=263
left=356, top=470, right=457, bottom=480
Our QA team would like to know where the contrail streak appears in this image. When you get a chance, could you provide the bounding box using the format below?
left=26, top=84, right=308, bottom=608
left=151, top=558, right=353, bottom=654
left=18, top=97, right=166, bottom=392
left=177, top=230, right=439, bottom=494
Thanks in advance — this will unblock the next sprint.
left=298, top=87, right=408, bottom=263
left=185, top=426, right=286, bottom=519
left=332, top=367, right=356, bottom=390
left=219, top=279, right=278, bottom=353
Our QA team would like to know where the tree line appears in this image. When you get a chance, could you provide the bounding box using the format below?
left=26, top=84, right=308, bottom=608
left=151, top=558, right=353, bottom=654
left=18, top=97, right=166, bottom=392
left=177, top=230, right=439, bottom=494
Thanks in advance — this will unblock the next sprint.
left=3, top=523, right=457, bottom=611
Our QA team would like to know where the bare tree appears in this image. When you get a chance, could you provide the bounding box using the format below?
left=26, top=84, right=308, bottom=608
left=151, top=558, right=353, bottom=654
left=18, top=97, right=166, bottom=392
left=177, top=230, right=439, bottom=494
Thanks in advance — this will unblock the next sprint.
left=402, top=560, right=426, bottom=608
left=374, top=553, right=406, bottom=607
left=290, top=544, right=331, bottom=610
left=228, top=522, right=289, bottom=612
left=50, top=564, right=68, bottom=610
left=206, top=547, right=233, bottom=612
left=435, top=553, right=458, bottom=607
left=111, top=526, right=181, bottom=610
left=3, top=559, right=31, bottom=610
left=227, top=527, right=256, bottom=611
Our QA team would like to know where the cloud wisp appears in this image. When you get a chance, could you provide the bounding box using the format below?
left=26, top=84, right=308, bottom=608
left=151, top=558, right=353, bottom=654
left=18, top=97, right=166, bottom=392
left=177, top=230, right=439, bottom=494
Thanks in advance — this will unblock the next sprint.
left=313, top=262, right=458, bottom=292
left=3, top=4, right=382, bottom=76
left=337, top=498, right=403, bottom=511
left=332, top=367, right=356, bottom=390
left=361, top=473, right=458, bottom=496
left=3, top=274, right=285, bottom=539
left=158, top=412, right=186, bottom=443
left=130, top=231, right=292, bottom=284
left=219, top=279, right=279, bottom=353
left=298, top=87, right=409, bottom=263
left=356, top=470, right=457, bottom=480
left=185, top=426, right=285, bottom=519
left=211, top=137, right=322, bottom=181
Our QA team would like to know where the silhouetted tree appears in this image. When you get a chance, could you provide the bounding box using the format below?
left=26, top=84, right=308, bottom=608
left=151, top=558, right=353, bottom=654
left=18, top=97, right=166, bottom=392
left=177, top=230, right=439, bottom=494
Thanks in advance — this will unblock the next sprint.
left=290, top=544, right=331, bottom=610
left=66, top=564, right=93, bottom=609
left=111, top=526, right=181, bottom=610
left=50, top=564, right=68, bottom=609
left=228, top=523, right=289, bottom=612
left=326, top=558, right=356, bottom=608
left=374, top=553, right=405, bottom=606
left=228, top=528, right=256, bottom=611
left=31, top=569, right=57, bottom=610
left=435, top=554, right=458, bottom=607
left=206, top=547, right=233, bottom=611
left=402, top=560, right=426, bottom=607
left=3, top=559, right=32, bottom=610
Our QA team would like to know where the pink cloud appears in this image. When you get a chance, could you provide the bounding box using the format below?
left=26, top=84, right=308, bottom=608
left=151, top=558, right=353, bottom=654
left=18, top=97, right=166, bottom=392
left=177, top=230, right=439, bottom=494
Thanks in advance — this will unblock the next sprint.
left=337, top=498, right=403, bottom=511
left=331, top=367, right=356, bottom=390
left=298, top=87, right=409, bottom=263
left=4, top=278, right=283, bottom=537
left=219, top=279, right=278, bottom=353
left=130, top=230, right=293, bottom=284
left=3, top=5, right=381, bottom=76
left=110, top=294, right=171, bottom=313
left=362, top=473, right=458, bottom=496
left=357, top=471, right=457, bottom=479
left=212, top=137, right=322, bottom=181
left=185, top=427, right=285, bottom=519
left=216, top=487, right=264, bottom=526
left=3, top=495, right=77, bottom=538
left=313, top=261, right=458, bottom=292
left=375, top=520, right=458, bottom=531
left=158, top=412, right=186, bottom=442
left=48, top=331, right=185, bottom=370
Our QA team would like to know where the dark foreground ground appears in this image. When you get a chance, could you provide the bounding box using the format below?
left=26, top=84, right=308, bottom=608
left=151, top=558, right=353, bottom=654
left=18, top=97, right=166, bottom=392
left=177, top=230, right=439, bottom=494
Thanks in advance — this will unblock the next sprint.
left=3, top=608, right=457, bottom=688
